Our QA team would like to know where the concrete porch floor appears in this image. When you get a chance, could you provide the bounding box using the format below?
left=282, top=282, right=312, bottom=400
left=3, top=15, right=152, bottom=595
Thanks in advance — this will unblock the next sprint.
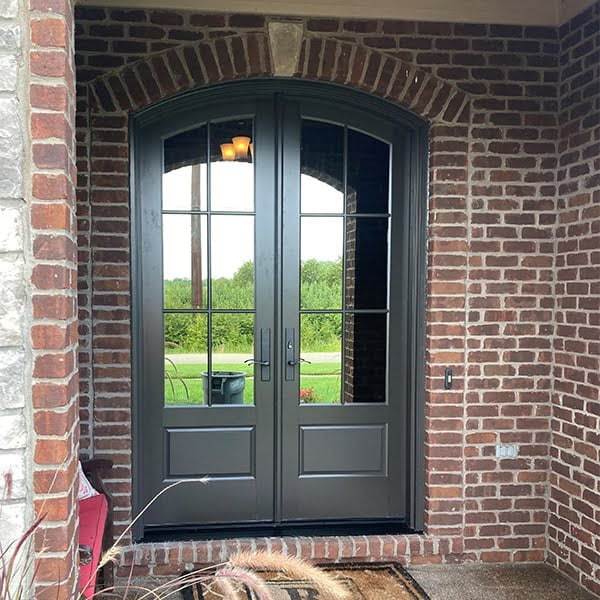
left=409, top=563, right=599, bottom=600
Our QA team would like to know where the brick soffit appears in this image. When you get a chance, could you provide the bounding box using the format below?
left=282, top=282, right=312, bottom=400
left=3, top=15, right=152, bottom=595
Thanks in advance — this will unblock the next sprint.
left=87, top=32, right=471, bottom=125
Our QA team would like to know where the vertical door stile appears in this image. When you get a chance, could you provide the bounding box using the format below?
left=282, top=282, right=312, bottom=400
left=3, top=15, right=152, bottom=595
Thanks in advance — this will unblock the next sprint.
left=280, top=99, right=301, bottom=521
left=206, top=122, right=213, bottom=406
left=254, top=98, right=278, bottom=522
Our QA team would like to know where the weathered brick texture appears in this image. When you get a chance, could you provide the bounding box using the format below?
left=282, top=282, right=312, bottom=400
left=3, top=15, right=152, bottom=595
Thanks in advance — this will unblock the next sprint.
left=548, top=2, right=600, bottom=595
left=73, top=5, right=598, bottom=594
left=30, top=0, right=80, bottom=598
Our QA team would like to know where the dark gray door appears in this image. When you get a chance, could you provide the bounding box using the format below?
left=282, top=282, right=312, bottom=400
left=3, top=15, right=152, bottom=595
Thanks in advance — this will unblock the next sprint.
left=136, top=99, right=277, bottom=529
left=133, top=87, right=418, bottom=535
left=279, top=101, right=407, bottom=521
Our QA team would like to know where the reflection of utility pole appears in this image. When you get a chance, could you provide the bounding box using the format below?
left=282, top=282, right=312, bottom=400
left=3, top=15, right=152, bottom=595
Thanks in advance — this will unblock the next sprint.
left=191, top=163, right=203, bottom=308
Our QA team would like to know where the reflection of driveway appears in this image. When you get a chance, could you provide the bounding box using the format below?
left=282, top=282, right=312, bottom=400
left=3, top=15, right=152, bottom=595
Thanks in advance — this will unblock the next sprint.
left=167, top=352, right=341, bottom=364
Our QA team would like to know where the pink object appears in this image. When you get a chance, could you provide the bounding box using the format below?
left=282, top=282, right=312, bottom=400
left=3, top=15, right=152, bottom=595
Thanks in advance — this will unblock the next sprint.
left=78, top=462, right=99, bottom=500
left=78, top=494, right=108, bottom=598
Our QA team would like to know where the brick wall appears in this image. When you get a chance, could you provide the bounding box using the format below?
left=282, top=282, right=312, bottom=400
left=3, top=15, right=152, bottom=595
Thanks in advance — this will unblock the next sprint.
left=73, top=5, right=598, bottom=594
left=549, top=2, right=600, bottom=595
left=30, top=0, right=80, bottom=597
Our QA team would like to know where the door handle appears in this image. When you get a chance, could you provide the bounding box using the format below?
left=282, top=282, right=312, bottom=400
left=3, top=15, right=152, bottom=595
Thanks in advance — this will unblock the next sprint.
left=245, top=328, right=270, bottom=381
left=287, top=357, right=311, bottom=366
left=244, top=359, right=270, bottom=366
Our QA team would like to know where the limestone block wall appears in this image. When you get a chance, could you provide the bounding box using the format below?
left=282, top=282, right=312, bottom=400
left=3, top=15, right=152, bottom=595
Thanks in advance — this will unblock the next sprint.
left=0, top=0, right=32, bottom=550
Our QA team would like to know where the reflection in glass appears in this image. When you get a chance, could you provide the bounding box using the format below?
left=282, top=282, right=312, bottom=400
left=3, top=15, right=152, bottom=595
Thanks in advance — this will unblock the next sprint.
left=343, top=313, right=387, bottom=403
left=163, top=214, right=208, bottom=309
left=301, top=217, right=343, bottom=310
left=164, top=313, right=208, bottom=406
left=211, top=215, right=254, bottom=310
left=300, top=313, right=342, bottom=404
left=347, top=129, right=390, bottom=214
left=163, top=125, right=208, bottom=211
left=301, top=120, right=344, bottom=214
left=210, top=119, right=254, bottom=212
left=345, top=217, right=389, bottom=310
left=210, top=313, right=254, bottom=405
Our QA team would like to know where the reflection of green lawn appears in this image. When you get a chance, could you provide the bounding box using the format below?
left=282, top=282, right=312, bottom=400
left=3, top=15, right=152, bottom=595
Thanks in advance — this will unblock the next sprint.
left=164, top=362, right=342, bottom=405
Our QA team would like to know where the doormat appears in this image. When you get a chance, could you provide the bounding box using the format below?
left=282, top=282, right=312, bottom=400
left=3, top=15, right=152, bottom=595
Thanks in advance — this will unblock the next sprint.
left=183, top=562, right=430, bottom=600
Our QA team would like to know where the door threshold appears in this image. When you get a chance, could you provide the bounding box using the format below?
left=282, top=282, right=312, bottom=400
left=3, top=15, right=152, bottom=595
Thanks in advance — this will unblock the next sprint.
left=142, top=519, right=414, bottom=542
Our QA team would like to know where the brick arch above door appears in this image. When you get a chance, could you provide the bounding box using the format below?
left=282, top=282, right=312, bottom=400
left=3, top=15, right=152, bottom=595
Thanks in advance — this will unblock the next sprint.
left=85, top=31, right=471, bottom=125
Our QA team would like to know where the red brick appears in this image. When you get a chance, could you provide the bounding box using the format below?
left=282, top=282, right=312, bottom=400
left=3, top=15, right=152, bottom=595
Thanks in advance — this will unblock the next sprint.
left=34, top=405, right=76, bottom=436
left=32, top=295, right=75, bottom=320
left=30, top=50, right=70, bottom=78
left=34, top=351, right=75, bottom=379
left=32, top=174, right=70, bottom=201
left=31, top=18, right=68, bottom=47
left=32, top=203, right=71, bottom=230
left=33, top=144, right=69, bottom=170
left=30, top=84, right=68, bottom=110
left=30, top=0, right=69, bottom=10
left=189, top=13, right=225, bottom=27
left=34, top=437, right=71, bottom=465
left=229, top=14, right=264, bottom=28
left=31, top=264, right=73, bottom=290
left=31, top=113, right=70, bottom=140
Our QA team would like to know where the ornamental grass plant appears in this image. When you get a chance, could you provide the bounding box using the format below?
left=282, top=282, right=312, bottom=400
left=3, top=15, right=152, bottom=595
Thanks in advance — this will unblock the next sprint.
left=0, top=476, right=349, bottom=600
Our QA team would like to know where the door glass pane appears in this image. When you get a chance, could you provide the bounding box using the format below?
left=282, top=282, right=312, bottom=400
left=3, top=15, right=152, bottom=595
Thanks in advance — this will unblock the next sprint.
left=164, top=313, right=207, bottom=405
left=300, top=217, right=343, bottom=310
left=163, top=125, right=208, bottom=211
left=299, top=313, right=342, bottom=404
left=163, top=214, right=208, bottom=309
left=301, top=120, right=344, bottom=214
left=347, top=129, right=390, bottom=214
left=210, top=119, right=254, bottom=212
left=345, top=217, right=389, bottom=310
left=210, top=215, right=254, bottom=310
left=210, top=313, right=254, bottom=405
left=343, top=313, right=387, bottom=403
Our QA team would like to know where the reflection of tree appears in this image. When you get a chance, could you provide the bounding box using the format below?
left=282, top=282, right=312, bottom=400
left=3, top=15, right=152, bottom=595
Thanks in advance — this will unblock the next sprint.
left=300, top=259, right=342, bottom=311
left=164, top=260, right=344, bottom=353
left=232, top=260, right=254, bottom=287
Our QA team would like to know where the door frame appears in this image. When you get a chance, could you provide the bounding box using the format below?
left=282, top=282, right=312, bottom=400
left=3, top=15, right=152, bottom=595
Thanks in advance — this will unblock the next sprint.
left=130, top=79, right=428, bottom=541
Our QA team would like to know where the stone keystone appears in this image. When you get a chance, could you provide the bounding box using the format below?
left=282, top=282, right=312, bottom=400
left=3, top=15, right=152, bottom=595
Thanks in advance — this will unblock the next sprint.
left=268, top=21, right=304, bottom=77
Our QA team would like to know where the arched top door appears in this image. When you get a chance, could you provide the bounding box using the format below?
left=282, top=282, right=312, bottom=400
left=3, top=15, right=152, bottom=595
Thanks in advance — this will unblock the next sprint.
left=132, top=81, right=427, bottom=540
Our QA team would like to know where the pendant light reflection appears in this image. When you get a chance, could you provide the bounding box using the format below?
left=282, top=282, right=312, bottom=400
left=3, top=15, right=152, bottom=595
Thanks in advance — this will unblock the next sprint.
left=232, top=136, right=251, bottom=159
left=220, top=143, right=236, bottom=161
left=220, top=136, right=252, bottom=161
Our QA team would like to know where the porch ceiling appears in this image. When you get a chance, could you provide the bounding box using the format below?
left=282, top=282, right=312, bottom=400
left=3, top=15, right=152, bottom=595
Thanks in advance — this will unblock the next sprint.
left=74, top=0, right=596, bottom=26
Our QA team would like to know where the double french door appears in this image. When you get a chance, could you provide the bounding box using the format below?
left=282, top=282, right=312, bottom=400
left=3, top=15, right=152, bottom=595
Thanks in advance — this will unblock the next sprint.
left=133, top=83, right=425, bottom=537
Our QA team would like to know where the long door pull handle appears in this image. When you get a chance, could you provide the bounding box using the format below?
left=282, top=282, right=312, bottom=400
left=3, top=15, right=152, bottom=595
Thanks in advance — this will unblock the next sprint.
left=248, top=328, right=270, bottom=381
left=285, top=328, right=295, bottom=381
